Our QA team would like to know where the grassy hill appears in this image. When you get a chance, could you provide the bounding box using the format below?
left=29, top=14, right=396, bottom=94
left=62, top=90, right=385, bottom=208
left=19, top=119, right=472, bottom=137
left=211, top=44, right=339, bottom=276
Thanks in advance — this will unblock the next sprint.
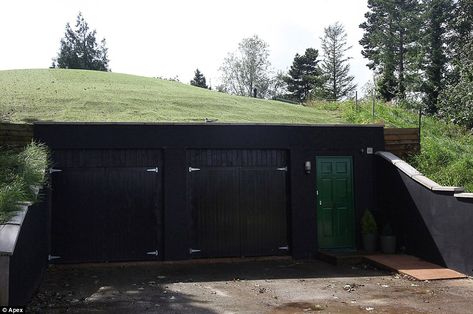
left=0, top=69, right=341, bottom=124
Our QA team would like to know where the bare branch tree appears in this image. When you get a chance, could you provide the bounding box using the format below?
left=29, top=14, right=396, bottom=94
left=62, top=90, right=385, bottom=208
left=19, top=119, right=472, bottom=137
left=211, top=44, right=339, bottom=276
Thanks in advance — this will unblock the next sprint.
left=219, top=35, right=272, bottom=98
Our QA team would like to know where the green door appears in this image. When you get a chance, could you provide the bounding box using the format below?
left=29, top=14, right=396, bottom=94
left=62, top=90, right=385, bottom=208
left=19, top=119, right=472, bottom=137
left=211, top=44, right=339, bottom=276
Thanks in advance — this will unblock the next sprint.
left=316, top=156, right=355, bottom=249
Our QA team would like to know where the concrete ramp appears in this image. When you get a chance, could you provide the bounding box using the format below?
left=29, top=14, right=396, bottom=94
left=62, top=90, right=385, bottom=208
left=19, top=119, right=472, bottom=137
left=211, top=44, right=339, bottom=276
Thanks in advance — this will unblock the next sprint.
left=365, top=254, right=467, bottom=280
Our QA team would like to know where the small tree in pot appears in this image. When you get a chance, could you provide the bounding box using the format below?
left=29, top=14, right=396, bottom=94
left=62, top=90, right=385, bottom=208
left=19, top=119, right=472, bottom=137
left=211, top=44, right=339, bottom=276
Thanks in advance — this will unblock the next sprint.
left=380, top=224, right=396, bottom=254
left=361, top=210, right=377, bottom=252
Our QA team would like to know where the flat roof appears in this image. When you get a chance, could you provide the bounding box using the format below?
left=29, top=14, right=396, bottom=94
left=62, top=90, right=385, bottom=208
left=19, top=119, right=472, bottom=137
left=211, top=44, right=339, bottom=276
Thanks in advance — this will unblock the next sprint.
left=33, top=121, right=384, bottom=128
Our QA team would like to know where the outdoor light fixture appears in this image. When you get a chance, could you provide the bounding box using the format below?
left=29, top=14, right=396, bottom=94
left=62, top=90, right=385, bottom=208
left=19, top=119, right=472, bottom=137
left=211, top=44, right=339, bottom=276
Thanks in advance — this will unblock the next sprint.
left=305, top=161, right=311, bottom=174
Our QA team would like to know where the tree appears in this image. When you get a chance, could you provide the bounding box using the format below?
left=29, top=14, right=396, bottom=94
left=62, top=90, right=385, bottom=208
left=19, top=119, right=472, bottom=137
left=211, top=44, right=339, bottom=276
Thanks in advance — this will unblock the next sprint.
left=283, top=48, right=322, bottom=102
left=190, top=69, right=208, bottom=89
left=360, top=0, right=420, bottom=101
left=447, top=0, right=473, bottom=84
left=437, top=0, right=473, bottom=128
left=438, top=38, right=473, bottom=129
left=320, top=22, right=356, bottom=100
left=53, top=12, right=110, bottom=71
left=420, top=0, right=454, bottom=114
left=268, top=70, right=289, bottom=100
left=219, top=35, right=272, bottom=98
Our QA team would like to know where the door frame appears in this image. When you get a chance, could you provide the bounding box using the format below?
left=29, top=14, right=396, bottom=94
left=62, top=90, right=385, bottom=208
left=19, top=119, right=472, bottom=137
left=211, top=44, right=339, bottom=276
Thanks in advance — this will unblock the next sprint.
left=315, top=155, right=355, bottom=250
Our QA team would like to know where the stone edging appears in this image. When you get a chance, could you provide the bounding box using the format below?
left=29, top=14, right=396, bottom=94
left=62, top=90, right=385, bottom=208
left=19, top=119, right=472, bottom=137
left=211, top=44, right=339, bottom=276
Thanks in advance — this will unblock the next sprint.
left=376, top=151, right=472, bottom=199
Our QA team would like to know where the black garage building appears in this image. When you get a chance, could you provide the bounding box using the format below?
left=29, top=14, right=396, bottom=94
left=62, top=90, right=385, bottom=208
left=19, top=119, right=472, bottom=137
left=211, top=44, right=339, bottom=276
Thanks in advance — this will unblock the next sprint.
left=34, top=123, right=384, bottom=263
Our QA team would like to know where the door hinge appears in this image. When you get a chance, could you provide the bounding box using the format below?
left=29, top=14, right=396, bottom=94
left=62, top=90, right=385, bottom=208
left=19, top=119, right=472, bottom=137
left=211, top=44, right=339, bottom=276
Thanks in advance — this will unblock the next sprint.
left=146, top=250, right=159, bottom=256
left=189, top=248, right=201, bottom=254
left=146, top=167, right=159, bottom=173
left=49, top=168, right=62, bottom=174
left=189, top=167, right=201, bottom=172
left=316, top=190, right=319, bottom=196
left=48, top=254, right=61, bottom=261
left=319, top=200, right=322, bottom=205
left=276, top=166, right=288, bottom=171
left=278, top=245, right=289, bottom=251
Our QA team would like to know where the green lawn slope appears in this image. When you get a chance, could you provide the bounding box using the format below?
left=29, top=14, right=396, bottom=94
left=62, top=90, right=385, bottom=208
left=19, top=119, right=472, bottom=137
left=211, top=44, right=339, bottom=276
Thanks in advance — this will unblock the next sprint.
left=0, top=69, right=341, bottom=124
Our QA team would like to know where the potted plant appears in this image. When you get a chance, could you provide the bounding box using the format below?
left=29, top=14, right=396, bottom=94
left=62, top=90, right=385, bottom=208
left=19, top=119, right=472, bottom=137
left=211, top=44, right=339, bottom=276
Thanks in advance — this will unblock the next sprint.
left=380, top=223, right=396, bottom=254
left=361, top=210, right=377, bottom=252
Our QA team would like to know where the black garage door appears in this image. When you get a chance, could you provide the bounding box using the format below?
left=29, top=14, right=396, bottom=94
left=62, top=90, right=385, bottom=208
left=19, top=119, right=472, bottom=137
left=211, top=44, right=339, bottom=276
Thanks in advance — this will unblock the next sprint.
left=188, top=149, right=289, bottom=258
left=50, top=149, right=163, bottom=263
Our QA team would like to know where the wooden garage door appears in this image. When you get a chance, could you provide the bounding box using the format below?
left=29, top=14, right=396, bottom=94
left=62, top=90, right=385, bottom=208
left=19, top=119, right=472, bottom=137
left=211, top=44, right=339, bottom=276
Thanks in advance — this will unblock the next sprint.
left=188, top=150, right=289, bottom=258
left=50, top=149, right=163, bottom=263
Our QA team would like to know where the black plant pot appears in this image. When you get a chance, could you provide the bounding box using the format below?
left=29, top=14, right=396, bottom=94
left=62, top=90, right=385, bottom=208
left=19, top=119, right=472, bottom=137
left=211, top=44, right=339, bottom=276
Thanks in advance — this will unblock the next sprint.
left=380, top=235, right=396, bottom=254
left=362, top=233, right=377, bottom=252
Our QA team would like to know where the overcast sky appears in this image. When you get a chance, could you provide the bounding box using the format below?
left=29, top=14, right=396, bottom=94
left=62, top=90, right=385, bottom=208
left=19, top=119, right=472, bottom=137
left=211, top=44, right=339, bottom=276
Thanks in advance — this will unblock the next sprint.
left=0, top=0, right=372, bottom=91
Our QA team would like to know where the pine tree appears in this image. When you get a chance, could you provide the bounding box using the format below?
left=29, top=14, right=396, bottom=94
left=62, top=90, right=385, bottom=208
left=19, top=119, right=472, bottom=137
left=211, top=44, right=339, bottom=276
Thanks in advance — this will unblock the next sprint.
left=360, top=0, right=420, bottom=101
left=320, top=22, right=356, bottom=101
left=437, top=0, right=473, bottom=128
left=53, top=12, right=110, bottom=71
left=283, top=48, right=322, bottom=102
left=421, top=0, right=454, bottom=114
left=438, top=37, right=473, bottom=128
left=447, top=0, right=473, bottom=84
left=190, top=69, right=208, bottom=89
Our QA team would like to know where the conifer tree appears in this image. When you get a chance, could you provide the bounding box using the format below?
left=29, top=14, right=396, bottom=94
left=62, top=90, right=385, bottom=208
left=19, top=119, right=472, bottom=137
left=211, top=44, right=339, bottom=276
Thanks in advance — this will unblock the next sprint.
left=53, top=12, right=110, bottom=71
left=437, top=0, right=473, bottom=128
left=446, top=0, right=472, bottom=85
left=360, top=0, right=420, bottom=101
left=421, top=0, right=455, bottom=114
left=320, top=22, right=356, bottom=100
left=283, top=48, right=322, bottom=102
left=190, top=69, right=208, bottom=89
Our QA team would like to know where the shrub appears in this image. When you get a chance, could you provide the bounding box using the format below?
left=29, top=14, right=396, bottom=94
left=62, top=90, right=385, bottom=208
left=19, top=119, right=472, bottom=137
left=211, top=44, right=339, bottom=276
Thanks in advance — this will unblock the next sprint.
left=361, top=210, right=378, bottom=235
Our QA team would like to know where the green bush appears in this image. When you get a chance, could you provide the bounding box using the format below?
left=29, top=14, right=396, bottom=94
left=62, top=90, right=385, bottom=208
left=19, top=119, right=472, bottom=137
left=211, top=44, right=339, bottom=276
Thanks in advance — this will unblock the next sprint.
left=361, top=210, right=378, bottom=235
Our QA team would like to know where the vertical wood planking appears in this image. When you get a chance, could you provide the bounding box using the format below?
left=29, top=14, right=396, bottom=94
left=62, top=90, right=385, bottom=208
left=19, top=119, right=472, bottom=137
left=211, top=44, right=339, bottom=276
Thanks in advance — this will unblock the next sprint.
left=188, top=149, right=289, bottom=258
left=50, top=149, right=163, bottom=263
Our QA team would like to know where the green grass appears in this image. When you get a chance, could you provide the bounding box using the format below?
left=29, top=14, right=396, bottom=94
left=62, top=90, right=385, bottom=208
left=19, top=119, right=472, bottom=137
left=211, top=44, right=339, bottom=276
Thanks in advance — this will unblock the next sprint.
left=0, top=142, right=49, bottom=223
left=309, top=101, right=473, bottom=192
left=0, top=69, right=341, bottom=124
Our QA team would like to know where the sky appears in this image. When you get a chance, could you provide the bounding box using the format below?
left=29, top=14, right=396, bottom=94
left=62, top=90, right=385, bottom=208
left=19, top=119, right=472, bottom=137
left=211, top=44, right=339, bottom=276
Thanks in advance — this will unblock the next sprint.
left=0, top=0, right=373, bottom=92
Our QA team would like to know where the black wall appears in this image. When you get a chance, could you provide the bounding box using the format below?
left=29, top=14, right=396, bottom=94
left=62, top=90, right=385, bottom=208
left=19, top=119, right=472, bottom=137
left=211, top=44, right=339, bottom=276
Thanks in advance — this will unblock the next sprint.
left=34, top=123, right=384, bottom=261
left=376, top=156, right=473, bottom=276
left=9, top=189, right=50, bottom=306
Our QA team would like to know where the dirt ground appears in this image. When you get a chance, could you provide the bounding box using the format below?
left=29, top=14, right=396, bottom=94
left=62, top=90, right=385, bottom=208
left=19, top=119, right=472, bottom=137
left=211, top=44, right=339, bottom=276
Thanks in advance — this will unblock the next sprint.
left=29, top=258, right=473, bottom=313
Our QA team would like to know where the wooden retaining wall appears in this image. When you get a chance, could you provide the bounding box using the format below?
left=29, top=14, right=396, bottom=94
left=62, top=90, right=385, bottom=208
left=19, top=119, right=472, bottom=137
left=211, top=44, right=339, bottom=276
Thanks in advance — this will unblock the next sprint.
left=384, top=127, right=420, bottom=157
left=0, top=123, right=34, bottom=147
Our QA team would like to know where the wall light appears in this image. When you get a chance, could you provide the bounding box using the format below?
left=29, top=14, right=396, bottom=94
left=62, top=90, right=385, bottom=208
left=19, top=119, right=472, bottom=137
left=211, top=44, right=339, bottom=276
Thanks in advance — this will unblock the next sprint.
left=305, top=161, right=311, bottom=174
